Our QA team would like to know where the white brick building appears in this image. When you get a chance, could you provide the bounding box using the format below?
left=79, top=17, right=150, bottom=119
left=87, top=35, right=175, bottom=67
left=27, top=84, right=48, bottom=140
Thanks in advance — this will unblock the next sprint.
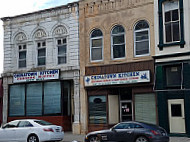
left=1, top=2, right=80, bottom=133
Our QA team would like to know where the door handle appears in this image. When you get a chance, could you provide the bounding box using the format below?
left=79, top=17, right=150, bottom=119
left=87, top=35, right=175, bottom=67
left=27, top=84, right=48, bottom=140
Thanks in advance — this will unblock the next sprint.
left=127, top=131, right=132, bottom=134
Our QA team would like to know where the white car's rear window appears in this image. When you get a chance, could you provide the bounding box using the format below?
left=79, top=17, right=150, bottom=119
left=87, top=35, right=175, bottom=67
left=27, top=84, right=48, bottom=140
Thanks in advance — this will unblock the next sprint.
left=34, top=120, right=53, bottom=126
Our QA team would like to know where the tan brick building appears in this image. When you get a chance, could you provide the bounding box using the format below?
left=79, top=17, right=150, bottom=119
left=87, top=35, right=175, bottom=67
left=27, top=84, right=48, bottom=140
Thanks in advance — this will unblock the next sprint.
left=79, top=0, right=155, bottom=134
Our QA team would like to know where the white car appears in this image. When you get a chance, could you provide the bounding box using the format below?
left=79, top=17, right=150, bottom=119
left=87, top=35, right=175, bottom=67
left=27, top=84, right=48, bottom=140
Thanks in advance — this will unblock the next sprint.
left=0, top=119, right=64, bottom=142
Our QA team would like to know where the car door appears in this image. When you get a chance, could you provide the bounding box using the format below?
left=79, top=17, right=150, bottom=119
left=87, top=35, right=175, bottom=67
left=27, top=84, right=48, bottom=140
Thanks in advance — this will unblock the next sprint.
left=16, top=121, right=34, bottom=142
left=0, top=120, right=19, bottom=142
left=112, top=123, right=135, bottom=142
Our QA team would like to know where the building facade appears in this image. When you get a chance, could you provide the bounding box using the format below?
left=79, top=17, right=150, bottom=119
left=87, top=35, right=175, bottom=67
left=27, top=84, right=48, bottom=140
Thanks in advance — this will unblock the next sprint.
left=1, top=3, right=80, bottom=133
left=0, top=78, right=3, bottom=125
left=154, top=0, right=190, bottom=136
left=79, top=0, right=155, bottom=133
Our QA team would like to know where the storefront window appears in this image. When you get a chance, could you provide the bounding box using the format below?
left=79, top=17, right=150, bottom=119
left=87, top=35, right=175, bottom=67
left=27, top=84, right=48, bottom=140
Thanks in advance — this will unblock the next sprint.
left=9, top=85, right=25, bottom=116
left=9, top=81, right=66, bottom=117
left=89, top=96, right=107, bottom=124
left=26, top=83, right=42, bottom=116
left=44, top=82, right=61, bottom=115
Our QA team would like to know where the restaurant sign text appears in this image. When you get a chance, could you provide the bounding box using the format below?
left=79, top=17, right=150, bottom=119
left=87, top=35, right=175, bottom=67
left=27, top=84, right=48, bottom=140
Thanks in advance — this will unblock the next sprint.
left=13, top=69, right=59, bottom=83
left=84, top=70, right=150, bottom=87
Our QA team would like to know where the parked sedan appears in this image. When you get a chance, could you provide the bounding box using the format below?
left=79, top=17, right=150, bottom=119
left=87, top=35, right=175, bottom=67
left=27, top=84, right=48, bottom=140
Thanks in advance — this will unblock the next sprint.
left=85, top=121, right=169, bottom=142
left=0, top=119, right=64, bottom=142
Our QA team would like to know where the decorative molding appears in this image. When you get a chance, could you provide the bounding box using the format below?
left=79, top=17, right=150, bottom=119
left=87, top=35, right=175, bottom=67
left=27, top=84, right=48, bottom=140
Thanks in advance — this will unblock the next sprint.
left=15, top=32, right=27, bottom=42
left=81, top=0, right=153, bottom=16
left=53, top=25, right=68, bottom=36
left=34, top=29, right=47, bottom=39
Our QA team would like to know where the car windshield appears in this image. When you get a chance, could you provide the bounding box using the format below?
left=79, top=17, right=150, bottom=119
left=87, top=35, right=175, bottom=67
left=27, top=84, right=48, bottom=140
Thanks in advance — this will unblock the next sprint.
left=34, top=120, right=53, bottom=126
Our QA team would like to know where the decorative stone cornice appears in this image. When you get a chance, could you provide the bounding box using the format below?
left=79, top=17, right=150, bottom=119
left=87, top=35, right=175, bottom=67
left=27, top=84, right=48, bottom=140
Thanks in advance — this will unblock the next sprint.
left=80, top=0, right=154, bottom=17
left=1, top=2, right=78, bottom=26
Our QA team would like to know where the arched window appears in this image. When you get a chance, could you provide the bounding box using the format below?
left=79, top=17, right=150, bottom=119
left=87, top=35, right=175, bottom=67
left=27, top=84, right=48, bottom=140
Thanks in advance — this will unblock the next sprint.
left=111, top=25, right=125, bottom=59
left=90, top=29, right=103, bottom=61
left=134, top=20, right=150, bottom=57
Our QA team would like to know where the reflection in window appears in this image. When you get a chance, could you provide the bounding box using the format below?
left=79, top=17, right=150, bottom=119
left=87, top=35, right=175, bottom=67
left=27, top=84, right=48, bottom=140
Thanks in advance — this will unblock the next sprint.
left=90, top=29, right=103, bottom=61
left=134, top=20, right=150, bottom=56
left=89, top=96, right=107, bottom=124
left=111, top=25, right=125, bottom=59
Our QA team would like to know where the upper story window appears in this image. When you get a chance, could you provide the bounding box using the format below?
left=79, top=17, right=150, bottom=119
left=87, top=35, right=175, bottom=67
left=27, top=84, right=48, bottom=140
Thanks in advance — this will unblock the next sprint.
left=90, top=29, right=103, bottom=62
left=18, top=44, right=27, bottom=68
left=164, top=1, right=180, bottom=43
left=37, top=41, right=46, bottom=66
left=111, top=25, right=125, bottom=59
left=57, top=38, right=67, bottom=64
left=134, top=20, right=150, bottom=57
left=158, top=0, right=185, bottom=50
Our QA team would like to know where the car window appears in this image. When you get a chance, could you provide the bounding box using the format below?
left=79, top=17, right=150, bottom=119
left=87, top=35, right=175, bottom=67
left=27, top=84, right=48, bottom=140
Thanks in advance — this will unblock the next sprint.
left=3, top=121, right=19, bottom=129
left=18, top=121, right=33, bottom=127
left=114, top=123, right=134, bottom=129
left=34, top=120, right=52, bottom=126
left=134, top=124, right=144, bottom=128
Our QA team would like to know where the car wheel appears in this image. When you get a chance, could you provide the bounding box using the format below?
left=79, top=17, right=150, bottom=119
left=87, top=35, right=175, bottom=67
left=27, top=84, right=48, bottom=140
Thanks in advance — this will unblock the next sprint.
left=89, top=135, right=101, bottom=142
left=27, top=134, right=39, bottom=142
left=135, top=136, right=149, bottom=142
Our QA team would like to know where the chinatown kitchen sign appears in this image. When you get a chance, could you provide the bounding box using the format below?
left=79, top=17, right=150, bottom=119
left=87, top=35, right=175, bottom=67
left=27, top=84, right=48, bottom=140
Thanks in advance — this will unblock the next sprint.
left=13, top=69, right=59, bottom=83
left=84, top=70, right=150, bottom=87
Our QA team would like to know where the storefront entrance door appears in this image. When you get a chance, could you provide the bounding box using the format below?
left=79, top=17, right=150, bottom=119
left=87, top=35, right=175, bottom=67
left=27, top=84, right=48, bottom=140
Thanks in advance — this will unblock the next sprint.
left=168, top=99, right=186, bottom=133
left=120, top=101, right=132, bottom=122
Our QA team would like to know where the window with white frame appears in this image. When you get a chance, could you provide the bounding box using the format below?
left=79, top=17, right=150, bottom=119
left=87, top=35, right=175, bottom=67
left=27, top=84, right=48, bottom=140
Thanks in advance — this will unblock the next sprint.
left=90, top=29, right=103, bottom=61
left=37, top=41, right=46, bottom=66
left=57, top=38, right=67, bottom=64
left=164, top=0, right=180, bottom=43
left=111, top=25, right=125, bottom=59
left=18, top=44, right=27, bottom=68
left=134, top=20, right=150, bottom=57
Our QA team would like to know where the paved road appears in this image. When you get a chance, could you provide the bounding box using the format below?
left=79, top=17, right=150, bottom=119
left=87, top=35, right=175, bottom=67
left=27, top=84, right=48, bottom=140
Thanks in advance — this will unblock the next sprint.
left=63, top=132, right=190, bottom=142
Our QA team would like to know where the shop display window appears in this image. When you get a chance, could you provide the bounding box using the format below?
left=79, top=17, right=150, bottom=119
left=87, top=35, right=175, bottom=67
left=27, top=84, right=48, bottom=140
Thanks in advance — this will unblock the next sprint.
left=44, top=82, right=61, bottom=115
left=88, top=95, right=107, bottom=124
left=9, top=81, right=69, bottom=117
left=26, top=83, right=42, bottom=116
left=9, top=85, right=25, bottom=116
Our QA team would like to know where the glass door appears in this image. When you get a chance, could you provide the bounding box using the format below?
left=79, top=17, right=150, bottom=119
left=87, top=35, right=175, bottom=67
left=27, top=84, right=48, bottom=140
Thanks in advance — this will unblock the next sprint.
left=120, top=101, right=133, bottom=122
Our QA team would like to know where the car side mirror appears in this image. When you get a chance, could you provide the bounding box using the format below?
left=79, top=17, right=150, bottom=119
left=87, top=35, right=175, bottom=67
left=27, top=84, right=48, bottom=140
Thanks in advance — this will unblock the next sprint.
left=111, top=127, right=116, bottom=132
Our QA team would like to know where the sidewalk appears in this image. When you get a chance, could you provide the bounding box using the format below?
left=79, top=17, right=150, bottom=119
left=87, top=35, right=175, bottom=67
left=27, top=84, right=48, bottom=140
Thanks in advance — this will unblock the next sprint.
left=63, top=132, right=85, bottom=142
left=62, top=132, right=190, bottom=142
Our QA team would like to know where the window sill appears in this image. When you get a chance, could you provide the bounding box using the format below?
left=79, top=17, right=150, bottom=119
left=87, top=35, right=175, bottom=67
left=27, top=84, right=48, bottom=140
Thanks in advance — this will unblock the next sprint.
left=158, top=40, right=185, bottom=50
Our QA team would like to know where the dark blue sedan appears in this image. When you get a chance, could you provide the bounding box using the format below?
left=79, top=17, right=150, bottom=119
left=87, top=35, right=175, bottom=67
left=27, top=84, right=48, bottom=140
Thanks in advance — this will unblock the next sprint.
left=85, top=121, right=169, bottom=142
